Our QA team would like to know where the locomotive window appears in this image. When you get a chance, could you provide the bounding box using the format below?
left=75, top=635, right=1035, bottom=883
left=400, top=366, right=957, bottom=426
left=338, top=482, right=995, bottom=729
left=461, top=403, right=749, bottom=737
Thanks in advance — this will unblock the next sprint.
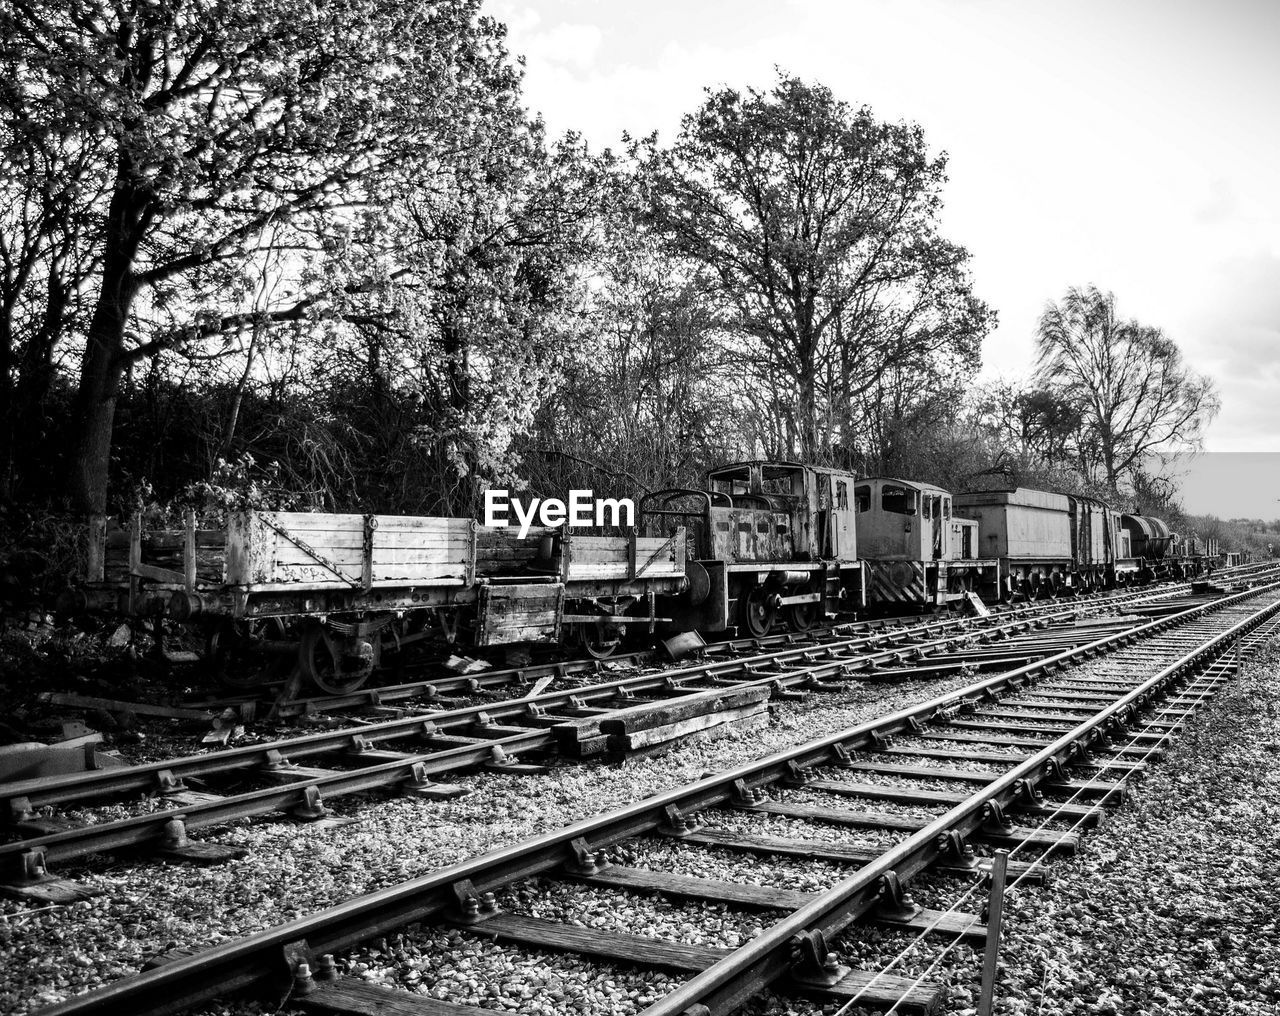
left=855, top=485, right=871, bottom=512
left=943, top=498, right=952, bottom=519
left=922, top=497, right=932, bottom=520
left=756, top=521, right=771, bottom=534
left=760, top=468, right=804, bottom=496
left=835, top=481, right=849, bottom=510
left=882, top=485, right=917, bottom=516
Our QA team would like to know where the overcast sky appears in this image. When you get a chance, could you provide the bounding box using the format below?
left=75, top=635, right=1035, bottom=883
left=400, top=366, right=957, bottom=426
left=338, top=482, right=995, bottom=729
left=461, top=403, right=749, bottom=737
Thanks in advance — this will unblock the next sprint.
left=492, top=0, right=1279, bottom=503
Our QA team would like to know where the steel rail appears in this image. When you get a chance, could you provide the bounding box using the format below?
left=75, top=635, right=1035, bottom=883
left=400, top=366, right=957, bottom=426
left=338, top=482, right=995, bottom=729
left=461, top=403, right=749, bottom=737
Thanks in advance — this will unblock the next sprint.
left=254, top=579, right=1208, bottom=716
left=641, top=586, right=1280, bottom=1016
left=256, top=615, right=885, bottom=717
left=0, top=597, right=1136, bottom=814
left=27, top=581, right=1279, bottom=1016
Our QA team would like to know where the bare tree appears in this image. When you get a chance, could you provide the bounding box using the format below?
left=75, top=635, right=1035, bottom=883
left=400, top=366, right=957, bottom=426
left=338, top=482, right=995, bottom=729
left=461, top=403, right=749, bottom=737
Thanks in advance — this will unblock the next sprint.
left=1035, top=285, right=1218, bottom=490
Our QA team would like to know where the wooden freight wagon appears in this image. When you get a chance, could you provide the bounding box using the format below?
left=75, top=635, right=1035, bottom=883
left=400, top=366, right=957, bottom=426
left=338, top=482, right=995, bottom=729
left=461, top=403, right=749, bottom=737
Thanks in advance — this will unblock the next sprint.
left=74, top=510, right=688, bottom=691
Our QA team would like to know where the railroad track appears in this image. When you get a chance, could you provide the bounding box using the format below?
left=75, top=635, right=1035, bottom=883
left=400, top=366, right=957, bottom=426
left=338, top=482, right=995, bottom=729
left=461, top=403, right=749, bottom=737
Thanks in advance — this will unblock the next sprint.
left=210, top=576, right=1236, bottom=721
left=19, top=578, right=1280, bottom=1016
left=0, top=588, right=1190, bottom=890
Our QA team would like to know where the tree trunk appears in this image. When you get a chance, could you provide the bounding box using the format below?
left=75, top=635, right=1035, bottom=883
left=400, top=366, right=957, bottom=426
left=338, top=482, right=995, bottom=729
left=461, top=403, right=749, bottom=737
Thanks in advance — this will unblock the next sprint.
left=68, top=248, right=135, bottom=513
left=0, top=304, right=13, bottom=498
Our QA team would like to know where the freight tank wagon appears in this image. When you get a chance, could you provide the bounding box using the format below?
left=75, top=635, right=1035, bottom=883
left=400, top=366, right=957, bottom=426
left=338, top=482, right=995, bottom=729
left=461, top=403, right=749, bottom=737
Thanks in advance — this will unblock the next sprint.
left=853, top=477, right=999, bottom=608
left=1122, top=515, right=1209, bottom=580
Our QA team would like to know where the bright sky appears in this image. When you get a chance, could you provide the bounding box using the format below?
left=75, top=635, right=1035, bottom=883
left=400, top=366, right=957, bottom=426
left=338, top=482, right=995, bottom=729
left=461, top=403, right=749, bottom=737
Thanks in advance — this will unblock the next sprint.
left=492, top=0, right=1280, bottom=491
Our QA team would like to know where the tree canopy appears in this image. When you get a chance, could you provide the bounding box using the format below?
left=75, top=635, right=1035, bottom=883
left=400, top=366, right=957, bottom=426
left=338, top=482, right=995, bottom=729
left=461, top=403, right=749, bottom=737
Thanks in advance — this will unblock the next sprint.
left=0, top=2, right=1233, bottom=594
left=639, top=73, right=994, bottom=464
left=0, top=0, right=519, bottom=511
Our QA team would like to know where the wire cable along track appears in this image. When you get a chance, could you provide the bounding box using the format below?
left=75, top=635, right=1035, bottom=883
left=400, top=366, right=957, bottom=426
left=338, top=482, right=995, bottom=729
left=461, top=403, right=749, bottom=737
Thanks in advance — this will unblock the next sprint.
left=19, top=580, right=1280, bottom=1016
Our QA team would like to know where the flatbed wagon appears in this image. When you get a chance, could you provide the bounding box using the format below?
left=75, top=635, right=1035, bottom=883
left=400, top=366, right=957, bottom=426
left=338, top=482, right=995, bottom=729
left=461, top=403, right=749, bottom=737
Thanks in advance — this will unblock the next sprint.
left=71, top=510, right=688, bottom=692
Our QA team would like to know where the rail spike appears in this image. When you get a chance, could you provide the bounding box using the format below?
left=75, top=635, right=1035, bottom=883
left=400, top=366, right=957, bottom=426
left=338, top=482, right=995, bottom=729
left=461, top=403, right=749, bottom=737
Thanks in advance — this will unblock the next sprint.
left=281, top=939, right=316, bottom=997
left=291, top=785, right=327, bottom=821
left=731, top=778, right=766, bottom=807
left=783, top=759, right=813, bottom=787
left=1013, top=779, right=1044, bottom=806
left=451, top=878, right=499, bottom=923
left=659, top=804, right=701, bottom=837
left=565, top=836, right=603, bottom=874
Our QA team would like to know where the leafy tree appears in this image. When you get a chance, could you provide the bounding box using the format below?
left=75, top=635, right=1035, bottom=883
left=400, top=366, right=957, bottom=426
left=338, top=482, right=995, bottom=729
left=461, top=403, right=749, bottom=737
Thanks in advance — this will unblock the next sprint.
left=639, top=72, right=993, bottom=462
left=0, top=0, right=514, bottom=512
left=530, top=172, right=735, bottom=496
left=314, top=122, right=603, bottom=514
left=971, top=382, right=1084, bottom=472
left=1035, top=286, right=1219, bottom=490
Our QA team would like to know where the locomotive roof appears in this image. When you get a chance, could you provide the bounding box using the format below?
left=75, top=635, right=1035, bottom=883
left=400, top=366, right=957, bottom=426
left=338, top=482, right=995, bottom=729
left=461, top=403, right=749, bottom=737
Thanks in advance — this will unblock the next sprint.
left=706, top=460, right=857, bottom=479
left=857, top=475, right=953, bottom=496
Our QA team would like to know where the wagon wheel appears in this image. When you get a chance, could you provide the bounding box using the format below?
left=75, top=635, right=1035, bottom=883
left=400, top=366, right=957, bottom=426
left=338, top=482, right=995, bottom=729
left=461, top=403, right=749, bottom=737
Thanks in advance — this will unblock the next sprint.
left=741, top=587, right=776, bottom=639
left=205, top=618, right=294, bottom=690
left=298, top=625, right=375, bottom=695
left=785, top=601, right=819, bottom=633
left=577, top=617, right=623, bottom=660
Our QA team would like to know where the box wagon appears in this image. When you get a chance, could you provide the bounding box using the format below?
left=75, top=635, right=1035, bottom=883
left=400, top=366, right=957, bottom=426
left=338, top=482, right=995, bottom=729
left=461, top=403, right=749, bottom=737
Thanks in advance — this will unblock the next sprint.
left=952, top=488, right=1141, bottom=597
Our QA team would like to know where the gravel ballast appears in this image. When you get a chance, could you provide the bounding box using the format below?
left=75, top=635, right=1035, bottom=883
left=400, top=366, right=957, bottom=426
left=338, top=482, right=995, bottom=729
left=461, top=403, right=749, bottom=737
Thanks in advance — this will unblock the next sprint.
left=981, top=643, right=1280, bottom=1016
left=4, top=611, right=1278, bottom=1016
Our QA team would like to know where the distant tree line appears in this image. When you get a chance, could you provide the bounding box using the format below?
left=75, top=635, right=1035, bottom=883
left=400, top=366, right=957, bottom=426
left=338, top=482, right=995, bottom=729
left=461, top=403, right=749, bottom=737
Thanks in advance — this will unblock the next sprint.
left=0, top=0, right=1222, bottom=594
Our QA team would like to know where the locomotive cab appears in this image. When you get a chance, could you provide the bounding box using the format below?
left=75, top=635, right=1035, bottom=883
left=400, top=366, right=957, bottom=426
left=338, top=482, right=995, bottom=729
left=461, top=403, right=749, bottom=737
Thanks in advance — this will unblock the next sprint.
left=858, top=477, right=998, bottom=608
